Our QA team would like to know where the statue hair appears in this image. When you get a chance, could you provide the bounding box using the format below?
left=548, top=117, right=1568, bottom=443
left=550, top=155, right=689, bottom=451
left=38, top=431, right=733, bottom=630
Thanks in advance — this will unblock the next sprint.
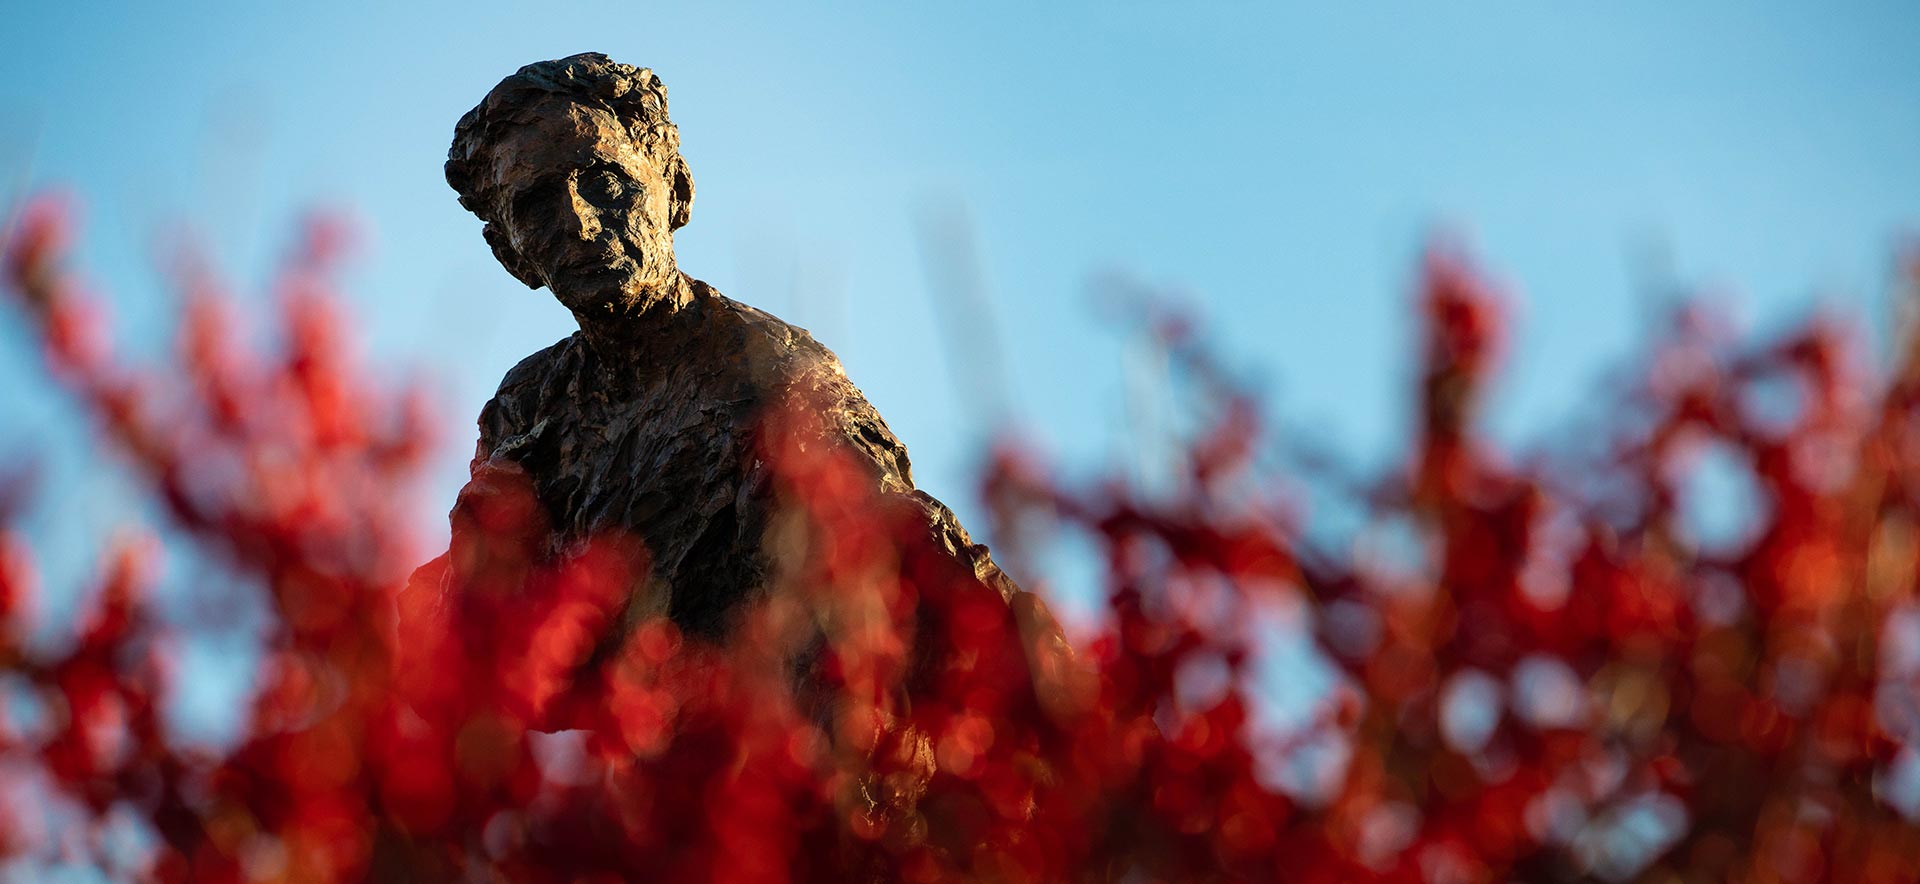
left=446, top=52, right=679, bottom=221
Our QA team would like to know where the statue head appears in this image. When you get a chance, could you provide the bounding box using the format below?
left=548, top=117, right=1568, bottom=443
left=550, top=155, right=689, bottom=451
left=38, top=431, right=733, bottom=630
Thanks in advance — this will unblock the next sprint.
left=447, top=53, right=696, bottom=324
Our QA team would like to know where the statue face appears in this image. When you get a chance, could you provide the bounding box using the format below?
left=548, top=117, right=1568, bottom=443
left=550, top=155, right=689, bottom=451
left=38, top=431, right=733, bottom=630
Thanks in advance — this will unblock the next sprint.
left=481, top=98, right=689, bottom=318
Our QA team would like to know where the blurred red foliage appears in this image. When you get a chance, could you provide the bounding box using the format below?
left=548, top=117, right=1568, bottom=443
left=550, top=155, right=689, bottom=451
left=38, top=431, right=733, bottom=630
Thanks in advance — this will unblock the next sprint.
left=2, top=196, right=1918, bottom=882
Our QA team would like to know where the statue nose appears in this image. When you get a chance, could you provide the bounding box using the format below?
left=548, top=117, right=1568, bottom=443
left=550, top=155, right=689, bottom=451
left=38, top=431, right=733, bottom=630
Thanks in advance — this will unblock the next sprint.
left=563, top=182, right=602, bottom=241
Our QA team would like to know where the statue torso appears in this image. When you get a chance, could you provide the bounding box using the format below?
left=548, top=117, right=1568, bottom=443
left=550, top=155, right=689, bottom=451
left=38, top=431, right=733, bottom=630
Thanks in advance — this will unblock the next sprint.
left=472, top=276, right=915, bottom=637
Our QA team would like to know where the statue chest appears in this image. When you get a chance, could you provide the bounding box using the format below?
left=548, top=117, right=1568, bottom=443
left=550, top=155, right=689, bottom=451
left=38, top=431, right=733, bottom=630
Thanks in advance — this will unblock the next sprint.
left=508, top=370, right=756, bottom=531
left=476, top=319, right=826, bottom=634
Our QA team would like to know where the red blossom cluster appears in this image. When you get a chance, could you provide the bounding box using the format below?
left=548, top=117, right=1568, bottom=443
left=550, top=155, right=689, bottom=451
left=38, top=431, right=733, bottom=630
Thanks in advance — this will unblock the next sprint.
left=2, top=196, right=1918, bottom=882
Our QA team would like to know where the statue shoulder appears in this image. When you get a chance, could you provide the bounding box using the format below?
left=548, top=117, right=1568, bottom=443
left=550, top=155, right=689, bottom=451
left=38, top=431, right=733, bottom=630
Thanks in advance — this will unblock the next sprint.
left=685, top=280, right=917, bottom=487
left=692, top=279, right=847, bottom=386
left=475, top=333, right=584, bottom=464
left=495, top=334, right=581, bottom=397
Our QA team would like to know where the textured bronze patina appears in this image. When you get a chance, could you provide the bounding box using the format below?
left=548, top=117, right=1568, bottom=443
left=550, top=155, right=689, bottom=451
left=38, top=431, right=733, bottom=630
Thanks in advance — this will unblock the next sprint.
left=437, top=53, right=1049, bottom=676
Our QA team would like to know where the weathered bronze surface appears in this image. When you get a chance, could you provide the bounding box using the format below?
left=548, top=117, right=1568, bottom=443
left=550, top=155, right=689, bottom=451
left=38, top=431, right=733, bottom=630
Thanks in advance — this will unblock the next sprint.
left=436, top=53, right=1035, bottom=660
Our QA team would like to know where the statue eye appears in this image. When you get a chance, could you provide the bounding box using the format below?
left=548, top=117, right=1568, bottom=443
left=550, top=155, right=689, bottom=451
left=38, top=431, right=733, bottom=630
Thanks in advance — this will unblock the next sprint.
left=586, top=171, right=627, bottom=202
left=509, top=182, right=562, bottom=223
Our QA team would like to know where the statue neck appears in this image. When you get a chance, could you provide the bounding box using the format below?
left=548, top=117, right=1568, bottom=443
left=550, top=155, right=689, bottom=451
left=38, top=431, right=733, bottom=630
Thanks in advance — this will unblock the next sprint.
left=572, top=272, right=700, bottom=355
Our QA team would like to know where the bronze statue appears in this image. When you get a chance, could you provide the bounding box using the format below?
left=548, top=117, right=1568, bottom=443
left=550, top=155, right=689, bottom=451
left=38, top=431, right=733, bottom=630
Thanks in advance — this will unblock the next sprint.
left=432, top=53, right=1057, bottom=699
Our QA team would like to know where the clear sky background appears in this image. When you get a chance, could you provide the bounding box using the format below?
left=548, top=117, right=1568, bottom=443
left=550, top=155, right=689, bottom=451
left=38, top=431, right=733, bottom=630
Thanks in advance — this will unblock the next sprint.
left=2, top=3, right=1918, bottom=733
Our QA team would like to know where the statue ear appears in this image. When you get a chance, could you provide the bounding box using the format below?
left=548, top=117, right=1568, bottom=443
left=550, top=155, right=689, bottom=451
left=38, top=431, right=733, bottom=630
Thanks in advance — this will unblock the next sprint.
left=668, top=154, right=695, bottom=231
left=483, top=223, right=543, bottom=289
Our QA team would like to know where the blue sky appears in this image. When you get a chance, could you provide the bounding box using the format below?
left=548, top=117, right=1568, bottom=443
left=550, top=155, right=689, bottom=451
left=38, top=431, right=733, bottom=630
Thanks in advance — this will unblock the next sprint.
left=3, top=3, right=1918, bottom=646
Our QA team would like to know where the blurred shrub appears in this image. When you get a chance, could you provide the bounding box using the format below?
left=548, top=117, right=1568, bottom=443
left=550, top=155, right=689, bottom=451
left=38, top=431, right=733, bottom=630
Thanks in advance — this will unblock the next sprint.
left=2, top=196, right=1918, bottom=882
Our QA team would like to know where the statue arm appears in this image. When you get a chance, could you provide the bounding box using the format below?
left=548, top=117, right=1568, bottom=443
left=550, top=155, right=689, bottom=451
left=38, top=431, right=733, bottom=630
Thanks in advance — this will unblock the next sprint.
left=821, top=381, right=1024, bottom=602
left=825, top=402, right=1088, bottom=732
left=901, top=488, right=1019, bottom=602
